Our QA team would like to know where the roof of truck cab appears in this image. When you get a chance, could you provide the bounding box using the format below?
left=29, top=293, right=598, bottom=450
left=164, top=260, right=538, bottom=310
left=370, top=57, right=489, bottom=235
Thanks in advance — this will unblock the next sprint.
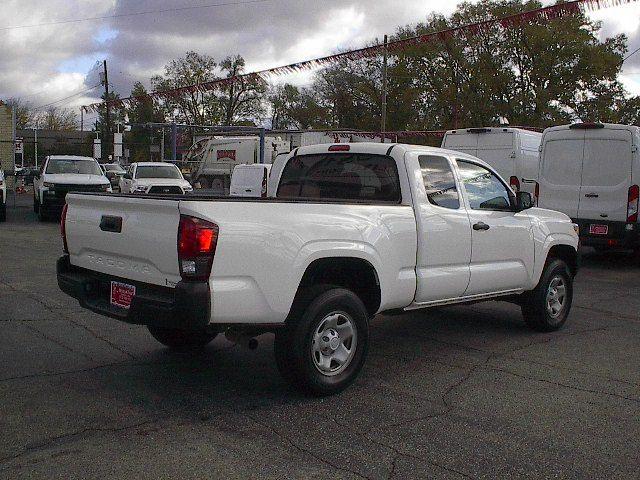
left=294, top=142, right=494, bottom=170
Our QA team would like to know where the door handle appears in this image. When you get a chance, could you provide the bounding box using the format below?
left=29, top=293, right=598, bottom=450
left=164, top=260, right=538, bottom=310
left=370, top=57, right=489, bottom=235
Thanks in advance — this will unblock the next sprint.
left=245, top=189, right=252, bottom=192
left=473, top=222, right=490, bottom=231
left=585, top=193, right=599, bottom=198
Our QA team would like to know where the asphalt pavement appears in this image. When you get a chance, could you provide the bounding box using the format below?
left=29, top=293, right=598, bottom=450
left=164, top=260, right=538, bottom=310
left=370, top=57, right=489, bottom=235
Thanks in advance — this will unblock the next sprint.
left=1, top=193, right=639, bottom=479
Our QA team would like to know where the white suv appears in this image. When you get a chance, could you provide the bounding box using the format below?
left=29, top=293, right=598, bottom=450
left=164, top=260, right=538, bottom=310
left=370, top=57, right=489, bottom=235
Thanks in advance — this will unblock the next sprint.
left=34, top=155, right=111, bottom=221
left=119, top=162, right=193, bottom=194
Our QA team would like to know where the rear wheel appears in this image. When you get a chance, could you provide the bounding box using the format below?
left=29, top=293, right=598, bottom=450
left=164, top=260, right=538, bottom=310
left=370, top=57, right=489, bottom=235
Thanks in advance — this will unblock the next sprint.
left=197, top=177, right=211, bottom=189
left=147, top=326, right=217, bottom=350
left=274, top=287, right=369, bottom=396
left=33, top=195, right=39, bottom=213
left=521, top=259, right=573, bottom=332
left=0, top=202, right=5, bottom=222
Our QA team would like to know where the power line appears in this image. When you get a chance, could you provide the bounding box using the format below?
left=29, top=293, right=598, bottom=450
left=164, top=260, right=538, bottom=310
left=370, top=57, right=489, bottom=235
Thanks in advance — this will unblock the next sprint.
left=621, top=45, right=640, bottom=65
left=33, top=84, right=101, bottom=110
left=0, top=0, right=270, bottom=31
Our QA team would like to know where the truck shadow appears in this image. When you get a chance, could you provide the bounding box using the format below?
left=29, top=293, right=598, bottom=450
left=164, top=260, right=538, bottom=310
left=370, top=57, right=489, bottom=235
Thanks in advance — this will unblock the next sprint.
left=92, top=302, right=543, bottom=422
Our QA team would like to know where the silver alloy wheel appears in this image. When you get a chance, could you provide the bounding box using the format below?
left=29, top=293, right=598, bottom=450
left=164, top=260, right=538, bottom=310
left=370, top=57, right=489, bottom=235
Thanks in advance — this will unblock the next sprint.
left=311, top=311, right=357, bottom=377
left=546, top=276, right=567, bottom=319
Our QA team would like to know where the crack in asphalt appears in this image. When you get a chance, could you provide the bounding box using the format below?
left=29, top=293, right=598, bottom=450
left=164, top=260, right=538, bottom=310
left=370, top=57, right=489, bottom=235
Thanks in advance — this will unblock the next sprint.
left=242, top=412, right=372, bottom=480
left=23, top=323, right=97, bottom=363
left=0, top=418, right=163, bottom=467
left=373, top=325, right=622, bottom=432
left=329, top=414, right=475, bottom=480
left=0, top=278, right=139, bottom=360
left=487, top=366, right=640, bottom=404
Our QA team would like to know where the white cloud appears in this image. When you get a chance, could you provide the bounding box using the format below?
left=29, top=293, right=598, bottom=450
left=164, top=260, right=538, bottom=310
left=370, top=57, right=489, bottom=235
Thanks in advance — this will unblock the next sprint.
left=1, top=0, right=639, bottom=111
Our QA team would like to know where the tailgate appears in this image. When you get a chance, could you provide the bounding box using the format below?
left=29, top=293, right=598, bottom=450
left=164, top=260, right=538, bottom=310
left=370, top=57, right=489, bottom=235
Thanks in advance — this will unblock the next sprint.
left=65, top=194, right=182, bottom=287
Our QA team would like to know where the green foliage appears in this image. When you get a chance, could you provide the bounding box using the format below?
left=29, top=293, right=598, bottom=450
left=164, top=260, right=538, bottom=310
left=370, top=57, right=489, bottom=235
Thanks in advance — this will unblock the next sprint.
left=301, top=0, right=638, bottom=131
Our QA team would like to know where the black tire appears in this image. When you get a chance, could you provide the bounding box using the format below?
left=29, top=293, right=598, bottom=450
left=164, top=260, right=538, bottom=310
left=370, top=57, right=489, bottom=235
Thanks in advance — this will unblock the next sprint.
left=274, top=287, right=369, bottom=396
left=521, top=258, right=573, bottom=332
left=0, top=203, right=5, bottom=222
left=33, top=195, right=39, bottom=213
left=147, top=326, right=217, bottom=349
left=197, top=177, right=211, bottom=189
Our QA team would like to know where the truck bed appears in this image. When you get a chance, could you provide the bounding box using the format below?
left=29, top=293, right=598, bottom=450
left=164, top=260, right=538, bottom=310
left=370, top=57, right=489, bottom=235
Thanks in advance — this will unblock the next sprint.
left=63, top=192, right=418, bottom=325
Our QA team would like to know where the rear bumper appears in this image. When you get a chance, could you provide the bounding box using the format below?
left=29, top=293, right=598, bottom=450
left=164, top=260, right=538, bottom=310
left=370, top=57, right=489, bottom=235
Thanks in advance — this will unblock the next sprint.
left=573, top=219, right=640, bottom=248
left=57, top=255, right=211, bottom=329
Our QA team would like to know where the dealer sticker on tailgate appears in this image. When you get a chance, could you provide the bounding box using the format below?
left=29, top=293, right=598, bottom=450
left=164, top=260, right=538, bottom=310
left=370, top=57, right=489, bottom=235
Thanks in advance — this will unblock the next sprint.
left=110, top=281, right=136, bottom=309
left=589, top=224, right=608, bottom=235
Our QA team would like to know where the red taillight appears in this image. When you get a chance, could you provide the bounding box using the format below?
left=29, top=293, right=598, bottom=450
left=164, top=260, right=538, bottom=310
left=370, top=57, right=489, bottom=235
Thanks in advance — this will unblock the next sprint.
left=509, top=176, right=520, bottom=192
left=328, top=144, right=350, bottom=152
left=628, top=185, right=639, bottom=223
left=61, top=203, right=69, bottom=253
left=178, top=215, right=219, bottom=281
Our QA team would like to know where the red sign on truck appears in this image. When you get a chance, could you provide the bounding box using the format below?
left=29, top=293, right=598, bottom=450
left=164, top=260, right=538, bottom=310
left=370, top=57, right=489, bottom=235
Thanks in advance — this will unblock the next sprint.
left=217, top=150, right=236, bottom=161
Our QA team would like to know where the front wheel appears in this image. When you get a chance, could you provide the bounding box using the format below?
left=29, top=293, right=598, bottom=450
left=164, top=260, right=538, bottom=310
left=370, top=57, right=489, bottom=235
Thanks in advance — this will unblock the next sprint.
left=521, top=259, right=573, bottom=332
left=274, top=288, right=369, bottom=396
left=147, top=326, right=217, bottom=350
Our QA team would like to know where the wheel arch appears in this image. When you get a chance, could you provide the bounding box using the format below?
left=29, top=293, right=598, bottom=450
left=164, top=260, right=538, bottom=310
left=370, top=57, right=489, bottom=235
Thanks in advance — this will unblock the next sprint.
left=289, top=257, right=381, bottom=319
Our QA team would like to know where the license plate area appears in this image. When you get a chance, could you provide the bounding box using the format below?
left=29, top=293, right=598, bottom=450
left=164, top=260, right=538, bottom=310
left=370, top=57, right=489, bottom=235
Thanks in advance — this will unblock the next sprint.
left=589, top=224, right=608, bottom=235
left=110, top=281, right=136, bottom=309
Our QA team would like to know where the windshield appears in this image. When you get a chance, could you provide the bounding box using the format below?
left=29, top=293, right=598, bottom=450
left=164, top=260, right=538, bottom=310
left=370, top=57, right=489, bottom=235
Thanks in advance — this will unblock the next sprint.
left=104, top=163, right=125, bottom=173
left=46, top=158, right=102, bottom=175
left=135, top=165, right=182, bottom=179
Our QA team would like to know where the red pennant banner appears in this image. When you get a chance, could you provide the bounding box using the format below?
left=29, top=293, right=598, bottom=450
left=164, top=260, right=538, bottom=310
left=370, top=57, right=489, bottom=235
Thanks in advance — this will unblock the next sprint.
left=82, top=0, right=637, bottom=113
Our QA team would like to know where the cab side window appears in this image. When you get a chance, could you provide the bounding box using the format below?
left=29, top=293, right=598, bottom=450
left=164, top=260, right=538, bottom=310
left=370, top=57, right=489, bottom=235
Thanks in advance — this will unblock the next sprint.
left=418, top=155, right=460, bottom=209
left=456, top=160, right=512, bottom=210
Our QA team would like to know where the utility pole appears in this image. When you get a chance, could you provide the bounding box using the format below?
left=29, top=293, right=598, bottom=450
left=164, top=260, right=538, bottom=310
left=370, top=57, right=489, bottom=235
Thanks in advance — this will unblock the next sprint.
left=380, top=34, right=388, bottom=142
left=34, top=126, right=38, bottom=169
left=102, top=60, right=111, bottom=162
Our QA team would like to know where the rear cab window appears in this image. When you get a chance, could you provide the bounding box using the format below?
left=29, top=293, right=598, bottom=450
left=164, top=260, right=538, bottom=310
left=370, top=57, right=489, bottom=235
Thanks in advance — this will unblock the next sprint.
left=418, top=155, right=460, bottom=209
left=277, top=153, right=401, bottom=203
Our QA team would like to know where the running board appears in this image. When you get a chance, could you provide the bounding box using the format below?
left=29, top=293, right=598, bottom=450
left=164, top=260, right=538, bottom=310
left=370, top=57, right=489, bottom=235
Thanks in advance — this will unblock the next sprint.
left=404, top=289, right=524, bottom=311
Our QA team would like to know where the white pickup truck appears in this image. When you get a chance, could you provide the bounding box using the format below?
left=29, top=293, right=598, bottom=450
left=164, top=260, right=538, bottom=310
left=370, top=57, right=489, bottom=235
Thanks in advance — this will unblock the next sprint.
left=57, top=143, right=579, bottom=395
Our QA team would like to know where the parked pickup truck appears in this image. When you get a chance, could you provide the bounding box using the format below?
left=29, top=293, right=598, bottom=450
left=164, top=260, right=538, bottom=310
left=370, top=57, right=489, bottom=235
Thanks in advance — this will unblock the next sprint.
left=57, top=143, right=579, bottom=396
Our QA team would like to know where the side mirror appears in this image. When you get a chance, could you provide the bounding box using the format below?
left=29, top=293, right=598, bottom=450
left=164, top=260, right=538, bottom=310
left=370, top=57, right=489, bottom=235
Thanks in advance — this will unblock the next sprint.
left=123, top=173, right=132, bottom=180
left=515, top=191, right=533, bottom=211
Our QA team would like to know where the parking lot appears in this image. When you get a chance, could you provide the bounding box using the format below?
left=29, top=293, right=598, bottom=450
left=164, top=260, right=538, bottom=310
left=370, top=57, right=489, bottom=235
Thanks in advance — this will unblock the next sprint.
left=1, top=194, right=639, bottom=479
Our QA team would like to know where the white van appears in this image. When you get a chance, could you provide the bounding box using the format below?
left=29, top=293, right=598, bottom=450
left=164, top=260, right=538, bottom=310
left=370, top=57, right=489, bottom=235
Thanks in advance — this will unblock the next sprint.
left=538, top=123, right=640, bottom=250
left=230, top=164, right=272, bottom=197
left=441, top=127, right=542, bottom=196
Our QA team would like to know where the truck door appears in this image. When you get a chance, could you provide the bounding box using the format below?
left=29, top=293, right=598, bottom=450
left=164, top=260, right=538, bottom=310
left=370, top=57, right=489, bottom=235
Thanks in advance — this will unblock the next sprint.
left=408, top=153, right=472, bottom=303
left=577, top=128, right=633, bottom=223
left=455, top=160, right=534, bottom=295
left=538, top=130, right=584, bottom=219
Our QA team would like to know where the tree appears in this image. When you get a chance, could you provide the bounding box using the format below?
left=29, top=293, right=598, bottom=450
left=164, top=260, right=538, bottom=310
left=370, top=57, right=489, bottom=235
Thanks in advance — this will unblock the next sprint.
left=390, top=0, right=630, bottom=129
left=35, top=106, right=78, bottom=130
left=126, top=82, right=165, bottom=162
left=151, top=51, right=220, bottom=125
left=217, top=55, right=266, bottom=125
left=268, top=83, right=329, bottom=129
left=2, top=98, right=35, bottom=128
